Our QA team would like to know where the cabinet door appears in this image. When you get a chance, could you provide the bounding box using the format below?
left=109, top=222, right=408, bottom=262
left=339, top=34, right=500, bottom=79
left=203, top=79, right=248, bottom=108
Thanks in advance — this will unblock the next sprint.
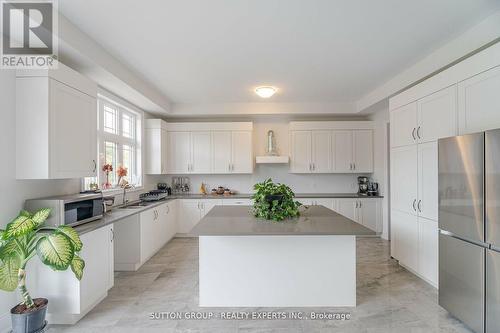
left=179, top=201, right=202, bottom=233
left=79, top=225, right=112, bottom=311
left=390, top=102, right=418, bottom=148
left=418, top=141, right=438, bottom=221
left=161, top=129, right=168, bottom=174
left=311, top=198, right=334, bottom=210
left=200, top=200, right=221, bottom=218
left=155, top=204, right=169, bottom=250
left=165, top=201, right=177, bottom=242
left=391, top=145, right=418, bottom=215
left=191, top=131, right=212, bottom=174
left=212, top=131, right=232, bottom=173
left=337, top=199, right=357, bottom=221
left=222, top=199, right=253, bottom=206
left=167, top=131, right=191, bottom=174
left=332, top=131, right=353, bottom=173
left=231, top=131, right=253, bottom=173
left=417, top=85, right=457, bottom=143
left=290, top=131, right=312, bottom=173
left=353, top=130, right=373, bottom=173
left=418, top=217, right=438, bottom=287
left=311, top=131, right=332, bottom=173
left=392, top=210, right=418, bottom=272
left=296, top=198, right=314, bottom=206
left=140, top=208, right=157, bottom=262
left=459, top=66, right=500, bottom=134
left=108, top=225, right=114, bottom=289
left=359, top=199, right=378, bottom=231
left=50, top=79, right=97, bottom=178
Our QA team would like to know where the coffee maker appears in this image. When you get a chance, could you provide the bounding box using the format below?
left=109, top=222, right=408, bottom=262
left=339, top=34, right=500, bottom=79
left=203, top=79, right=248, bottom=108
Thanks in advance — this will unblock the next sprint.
left=357, top=176, right=369, bottom=196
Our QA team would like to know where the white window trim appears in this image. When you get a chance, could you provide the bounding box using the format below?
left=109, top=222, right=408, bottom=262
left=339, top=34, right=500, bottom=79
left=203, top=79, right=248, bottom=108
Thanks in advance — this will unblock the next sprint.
left=83, top=91, right=144, bottom=193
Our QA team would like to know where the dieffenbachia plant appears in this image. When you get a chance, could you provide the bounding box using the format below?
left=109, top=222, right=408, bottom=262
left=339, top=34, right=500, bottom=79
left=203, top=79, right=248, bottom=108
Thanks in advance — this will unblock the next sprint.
left=0, top=208, right=85, bottom=308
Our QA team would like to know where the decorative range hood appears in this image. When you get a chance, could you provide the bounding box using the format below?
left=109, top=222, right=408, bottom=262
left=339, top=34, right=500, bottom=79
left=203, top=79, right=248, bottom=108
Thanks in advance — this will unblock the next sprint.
left=255, top=130, right=289, bottom=164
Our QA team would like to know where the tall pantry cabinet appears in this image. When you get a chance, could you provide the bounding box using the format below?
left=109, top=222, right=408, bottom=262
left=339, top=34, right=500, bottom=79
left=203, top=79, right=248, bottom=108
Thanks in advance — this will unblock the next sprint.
left=390, top=85, right=457, bottom=287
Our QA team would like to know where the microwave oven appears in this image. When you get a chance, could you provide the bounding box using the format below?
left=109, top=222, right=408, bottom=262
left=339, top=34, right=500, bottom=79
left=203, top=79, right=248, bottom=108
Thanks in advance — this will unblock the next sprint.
left=25, top=193, right=104, bottom=227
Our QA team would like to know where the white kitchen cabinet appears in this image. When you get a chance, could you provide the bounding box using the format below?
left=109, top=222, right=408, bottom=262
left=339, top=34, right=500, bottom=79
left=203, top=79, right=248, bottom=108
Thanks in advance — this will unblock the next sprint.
left=336, top=199, right=357, bottom=222
left=16, top=64, right=98, bottom=179
left=357, top=199, right=379, bottom=232
left=418, top=217, right=439, bottom=287
left=191, top=131, right=213, bottom=173
left=231, top=131, right=253, bottom=173
left=390, top=102, right=418, bottom=148
left=335, top=198, right=380, bottom=232
left=296, top=198, right=334, bottom=209
left=178, top=199, right=223, bottom=235
left=107, top=225, right=114, bottom=290
left=140, top=207, right=158, bottom=263
left=167, top=131, right=191, bottom=173
left=145, top=120, right=168, bottom=174
left=353, top=130, right=374, bottom=172
left=290, top=131, right=312, bottom=173
left=213, top=131, right=232, bottom=173
left=312, top=131, right=332, bottom=173
left=417, top=142, right=438, bottom=221
left=34, top=224, right=114, bottom=324
left=391, top=210, right=419, bottom=273
left=332, top=131, right=353, bottom=173
left=458, top=65, right=500, bottom=134
left=391, top=145, right=418, bottom=215
left=417, top=85, right=457, bottom=143
left=178, top=200, right=201, bottom=234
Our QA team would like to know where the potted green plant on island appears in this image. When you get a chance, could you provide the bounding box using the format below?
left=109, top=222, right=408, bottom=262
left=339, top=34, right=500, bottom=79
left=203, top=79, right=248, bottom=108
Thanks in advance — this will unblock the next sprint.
left=0, top=208, right=84, bottom=333
left=252, top=178, right=302, bottom=221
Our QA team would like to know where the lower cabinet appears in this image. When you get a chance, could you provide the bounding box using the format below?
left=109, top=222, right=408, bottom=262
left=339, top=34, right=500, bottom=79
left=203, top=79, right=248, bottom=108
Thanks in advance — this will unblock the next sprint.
left=222, top=198, right=253, bottom=206
left=177, top=199, right=223, bottom=235
left=336, top=198, right=381, bottom=232
left=296, top=197, right=381, bottom=233
left=31, top=224, right=114, bottom=324
left=114, top=202, right=176, bottom=271
left=391, top=210, right=438, bottom=287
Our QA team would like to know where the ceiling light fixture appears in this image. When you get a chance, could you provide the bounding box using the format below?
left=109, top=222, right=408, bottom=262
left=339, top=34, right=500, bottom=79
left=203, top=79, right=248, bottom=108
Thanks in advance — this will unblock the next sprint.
left=255, top=86, right=277, bottom=98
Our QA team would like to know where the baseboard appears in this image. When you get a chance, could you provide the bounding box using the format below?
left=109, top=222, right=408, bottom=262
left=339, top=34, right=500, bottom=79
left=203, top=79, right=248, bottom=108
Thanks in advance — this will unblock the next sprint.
left=47, top=293, right=107, bottom=325
left=0, top=311, right=11, bottom=333
left=114, top=262, right=141, bottom=271
left=398, top=262, right=438, bottom=289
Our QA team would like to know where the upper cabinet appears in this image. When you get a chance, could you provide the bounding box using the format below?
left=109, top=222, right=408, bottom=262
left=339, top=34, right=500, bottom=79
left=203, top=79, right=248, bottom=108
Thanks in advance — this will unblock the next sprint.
left=145, top=119, right=168, bottom=174
left=390, top=85, right=457, bottom=148
left=146, top=122, right=253, bottom=175
left=289, top=122, right=374, bottom=174
left=16, top=63, right=98, bottom=179
left=459, top=65, right=500, bottom=135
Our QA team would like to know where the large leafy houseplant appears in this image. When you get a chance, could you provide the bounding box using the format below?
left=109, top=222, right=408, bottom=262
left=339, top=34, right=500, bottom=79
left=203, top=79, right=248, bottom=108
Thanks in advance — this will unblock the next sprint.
left=0, top=208, right=84, bottom=332
left=252, top=179, right=302, bottom=221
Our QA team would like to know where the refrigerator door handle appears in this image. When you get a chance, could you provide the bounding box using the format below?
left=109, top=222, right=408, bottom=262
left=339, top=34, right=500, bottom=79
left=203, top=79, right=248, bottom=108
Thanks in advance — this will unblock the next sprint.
left=439, top=229, right=489, bottom=248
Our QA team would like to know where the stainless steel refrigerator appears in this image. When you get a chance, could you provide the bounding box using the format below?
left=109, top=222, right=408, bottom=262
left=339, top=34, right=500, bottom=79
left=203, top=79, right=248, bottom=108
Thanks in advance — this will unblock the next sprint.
left=439, top=129, right=500, bottom=333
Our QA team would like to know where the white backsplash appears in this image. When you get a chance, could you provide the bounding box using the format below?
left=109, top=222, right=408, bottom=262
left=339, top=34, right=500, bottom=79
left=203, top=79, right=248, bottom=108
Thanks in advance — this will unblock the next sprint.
left=150, top=164, right=368, bottom=194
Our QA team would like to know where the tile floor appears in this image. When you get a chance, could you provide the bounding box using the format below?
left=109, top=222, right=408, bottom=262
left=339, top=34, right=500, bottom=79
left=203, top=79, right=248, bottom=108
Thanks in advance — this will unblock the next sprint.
left=49, top=237, right=473, bottom=333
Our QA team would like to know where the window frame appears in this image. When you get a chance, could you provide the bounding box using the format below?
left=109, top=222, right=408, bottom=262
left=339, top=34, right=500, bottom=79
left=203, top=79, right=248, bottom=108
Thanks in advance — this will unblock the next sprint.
left=83, top=94, right=143, bottom=192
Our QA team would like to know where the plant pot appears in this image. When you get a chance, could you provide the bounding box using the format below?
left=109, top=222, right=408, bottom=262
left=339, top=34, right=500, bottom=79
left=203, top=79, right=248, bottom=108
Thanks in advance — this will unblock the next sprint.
left=11, top=298, right=48, bottom=333
left=265, top=194, right=284, bottom=204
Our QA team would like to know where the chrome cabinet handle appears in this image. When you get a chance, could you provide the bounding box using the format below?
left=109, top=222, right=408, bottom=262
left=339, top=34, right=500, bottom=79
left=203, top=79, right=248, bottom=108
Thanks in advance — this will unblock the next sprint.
left=355, top=201, right=358, bottom=208
left=312, top=163, right=315, bottom=171
left=359, top=201, right=362, bottom=208
left=166, top=205, right=170, bottom=214
left=412, top=199, right=417, bottom=211
left=412, top=128, right=416, bottom=140
left=418, top=200, right=422, bottom=212
left=92, top=160, right=97, bottom=173
left=110, top=229, right=114, bottom=242
left=352, top=163, right=355, bottom=170
left=349, top=163, right=352, bottom=170
left=417, top=126, right=422, bottom=139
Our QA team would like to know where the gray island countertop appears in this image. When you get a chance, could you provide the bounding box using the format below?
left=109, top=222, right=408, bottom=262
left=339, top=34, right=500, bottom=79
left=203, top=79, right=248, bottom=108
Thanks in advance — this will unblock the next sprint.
left=190, top=205, right=376, bottom=236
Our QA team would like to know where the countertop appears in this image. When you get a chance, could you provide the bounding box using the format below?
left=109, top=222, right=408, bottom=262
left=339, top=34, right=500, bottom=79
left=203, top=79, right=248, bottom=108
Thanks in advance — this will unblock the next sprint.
left=73, top=192, right=382, bottom=235
left=190, top=205, right=376, bottom=236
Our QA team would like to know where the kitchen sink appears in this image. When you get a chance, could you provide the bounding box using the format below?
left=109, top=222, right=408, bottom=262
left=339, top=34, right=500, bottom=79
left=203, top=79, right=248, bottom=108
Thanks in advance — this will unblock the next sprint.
left=118, top=202, right=150, bottom=209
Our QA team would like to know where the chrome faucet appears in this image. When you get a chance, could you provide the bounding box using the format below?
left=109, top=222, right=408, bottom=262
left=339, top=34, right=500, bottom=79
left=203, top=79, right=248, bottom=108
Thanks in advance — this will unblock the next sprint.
left=122, top=184, right=134, bottom=205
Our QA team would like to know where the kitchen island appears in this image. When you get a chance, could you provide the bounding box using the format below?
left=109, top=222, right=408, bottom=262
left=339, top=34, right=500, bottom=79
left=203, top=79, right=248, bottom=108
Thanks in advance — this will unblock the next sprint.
left=191, top=205, right=375, bottom=307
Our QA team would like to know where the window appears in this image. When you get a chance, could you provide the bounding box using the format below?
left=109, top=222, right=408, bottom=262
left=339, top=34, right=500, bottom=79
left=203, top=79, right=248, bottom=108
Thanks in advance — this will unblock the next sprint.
left=84, top=96, right=142, bottom=191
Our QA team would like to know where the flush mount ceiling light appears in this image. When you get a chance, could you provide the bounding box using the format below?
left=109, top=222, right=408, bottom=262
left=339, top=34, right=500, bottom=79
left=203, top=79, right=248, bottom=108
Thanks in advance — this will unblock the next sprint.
left=255, top=86, right=277, bottom=98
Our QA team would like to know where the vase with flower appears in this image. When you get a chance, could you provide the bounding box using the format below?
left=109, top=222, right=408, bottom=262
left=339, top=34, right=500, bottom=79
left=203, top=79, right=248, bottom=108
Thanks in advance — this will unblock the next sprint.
left=116, top=165, right=128, bottom=187
left=102, top=164, right=113, bottom=189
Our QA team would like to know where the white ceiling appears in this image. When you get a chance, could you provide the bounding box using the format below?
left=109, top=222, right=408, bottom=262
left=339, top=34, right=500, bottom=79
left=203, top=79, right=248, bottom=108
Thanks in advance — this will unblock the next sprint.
left=59, top=0, right=500, bottom=105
